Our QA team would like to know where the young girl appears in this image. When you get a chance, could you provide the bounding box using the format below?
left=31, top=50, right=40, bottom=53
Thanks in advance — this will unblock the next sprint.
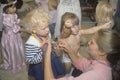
left=95, top=1, right=113, bottom=26
left=44, top=29, right=120, bottom=80
left=54, top=0, right=81, bottom=39
left=0, top=1, right=26, bottom=73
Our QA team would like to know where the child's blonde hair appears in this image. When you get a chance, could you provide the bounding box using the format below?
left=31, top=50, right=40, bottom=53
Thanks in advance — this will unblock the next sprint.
left=21, top=8, right=51, bottom=31
left=95, top=1, right=113, bottom=23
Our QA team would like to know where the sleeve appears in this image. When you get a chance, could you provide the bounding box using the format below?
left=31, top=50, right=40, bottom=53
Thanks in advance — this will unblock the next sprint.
left=73, top=58, right=93, bottom=72
left=25, top=44, right=43, bottom=64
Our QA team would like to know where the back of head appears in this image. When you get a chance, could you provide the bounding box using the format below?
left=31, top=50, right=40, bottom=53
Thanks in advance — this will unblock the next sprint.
left=95, top=1, right=113, bottom=23
left=21, top=8, right=51, bottom=32
left=95, top=29, right=120, bottom=80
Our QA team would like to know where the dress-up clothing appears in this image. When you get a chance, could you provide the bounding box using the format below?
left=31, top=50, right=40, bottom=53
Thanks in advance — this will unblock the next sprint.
left=55, top=0, right=81, bottom=38
left=56, top=58, right=112, bottom=80
left=0, top=13, right=26, bottom=73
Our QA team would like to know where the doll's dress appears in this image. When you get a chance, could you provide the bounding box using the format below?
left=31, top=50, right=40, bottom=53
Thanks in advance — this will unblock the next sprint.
left=0, top=13, right=26, bottom=73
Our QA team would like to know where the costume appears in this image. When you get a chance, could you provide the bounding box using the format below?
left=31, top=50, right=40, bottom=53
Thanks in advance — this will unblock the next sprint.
left=57, top=58, right=112, bottom=80
left=55, top=0, right=81, bottom=38
left=0, top=13, right=26, bottom=73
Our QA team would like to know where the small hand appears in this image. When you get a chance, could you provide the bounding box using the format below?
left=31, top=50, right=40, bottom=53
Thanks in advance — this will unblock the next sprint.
left=102, top=21, right=112, bottom=29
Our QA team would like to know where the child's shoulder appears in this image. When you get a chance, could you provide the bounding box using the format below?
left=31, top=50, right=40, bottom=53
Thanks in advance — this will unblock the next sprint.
left=26, top=36, right=42, bottom=47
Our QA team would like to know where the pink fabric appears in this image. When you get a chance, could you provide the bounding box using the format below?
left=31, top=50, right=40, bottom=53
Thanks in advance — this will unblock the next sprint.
left=0, top=13, right=26, bottom=74
left=56, top=58, right=112, bottom=80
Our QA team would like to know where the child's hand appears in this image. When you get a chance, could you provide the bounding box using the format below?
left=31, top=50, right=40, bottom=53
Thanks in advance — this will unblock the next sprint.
left=102, top=21, right=112, bottom=29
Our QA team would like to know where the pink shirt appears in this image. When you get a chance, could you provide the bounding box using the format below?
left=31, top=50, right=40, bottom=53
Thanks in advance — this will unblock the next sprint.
left=56, top=58, right=112, bottom=80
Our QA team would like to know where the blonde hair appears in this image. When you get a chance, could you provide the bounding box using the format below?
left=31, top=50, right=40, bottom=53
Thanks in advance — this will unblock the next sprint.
left=95, top=1, right=113, bottom=23
left=21, top=8, right=51, bottom=31
left=48, top=0, right=59, bottom=10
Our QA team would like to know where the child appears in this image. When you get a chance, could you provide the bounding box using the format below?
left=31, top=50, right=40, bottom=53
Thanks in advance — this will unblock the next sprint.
left=22, top=8, right=66, bottom=80
left=54, top=12, right=111, bottom=76
left=54, top=0, right=81, bottom=39
left=21, top=8, right=51, bottom=80
left=0, top=0, right=8, bottom=41
left=95, top=1, right=113, bottom=26
left=48, top=0, right=59, bottom=39
left=0, top=1, right=26, bottom=73
left=44, top=29, right=120, bottom=80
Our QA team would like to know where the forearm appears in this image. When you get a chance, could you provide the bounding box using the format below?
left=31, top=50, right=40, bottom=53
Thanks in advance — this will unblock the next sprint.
left=80, top=25, right=104, bottom=35
left=44, top=44, right=54, bottom=80
left=44, top=53, right=54, bottom=80
left=68, top=51, right=82, bottom=64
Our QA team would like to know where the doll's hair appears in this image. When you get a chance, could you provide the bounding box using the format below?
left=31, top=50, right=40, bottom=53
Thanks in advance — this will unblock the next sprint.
left=48, top=0, right=59, bottom=10
left=95, top=1, right=113, bottom=23
left=95, top=29, right=120, bottom=80
left=60, top=12, right=79, bottom=38
left=15, top=0, right=23, bottom=9
left=3, top=3, right=15, bottom=14
left=21, top=8, right=51, bottom=32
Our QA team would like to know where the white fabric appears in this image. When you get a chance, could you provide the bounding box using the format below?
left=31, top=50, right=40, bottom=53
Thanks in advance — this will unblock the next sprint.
left=55, top=0, right=81, bottom=38
left=26, top=36, right=42, bottom=47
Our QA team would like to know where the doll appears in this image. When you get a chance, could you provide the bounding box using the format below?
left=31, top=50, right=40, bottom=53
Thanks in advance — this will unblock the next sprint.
left=0, top=1, right=26, bottom=74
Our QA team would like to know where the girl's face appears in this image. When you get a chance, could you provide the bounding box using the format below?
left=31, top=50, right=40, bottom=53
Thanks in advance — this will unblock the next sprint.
left=64, top=19, right=72, bottom=28
left=8, top=5, right=16, bottom=14
left=34, top=20, right=49, bottom=37
left=71, top=25, right=79, bottom=35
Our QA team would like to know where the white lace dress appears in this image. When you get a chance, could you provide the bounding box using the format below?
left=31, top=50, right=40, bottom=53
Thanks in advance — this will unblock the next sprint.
left=55, top=0, right=81, bottom=38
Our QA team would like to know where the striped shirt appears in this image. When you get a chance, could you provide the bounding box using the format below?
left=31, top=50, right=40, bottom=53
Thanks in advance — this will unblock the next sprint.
left=25, top=36, right=43, bottom=64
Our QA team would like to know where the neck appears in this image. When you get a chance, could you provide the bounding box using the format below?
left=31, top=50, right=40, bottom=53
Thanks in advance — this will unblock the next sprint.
left=97, top=55, right=110, bottom=66
left=33, top=34, right=47, bottom=41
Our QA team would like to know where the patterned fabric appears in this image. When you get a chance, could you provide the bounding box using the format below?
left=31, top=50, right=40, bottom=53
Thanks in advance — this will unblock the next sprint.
left=25, top=44, right=43, bottom=64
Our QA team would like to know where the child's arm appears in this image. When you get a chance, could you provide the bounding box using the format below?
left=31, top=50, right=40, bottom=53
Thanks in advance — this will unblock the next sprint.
left=80, top=21, right=111, bottom=35
left=44, top=40, right=54, bottom=80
